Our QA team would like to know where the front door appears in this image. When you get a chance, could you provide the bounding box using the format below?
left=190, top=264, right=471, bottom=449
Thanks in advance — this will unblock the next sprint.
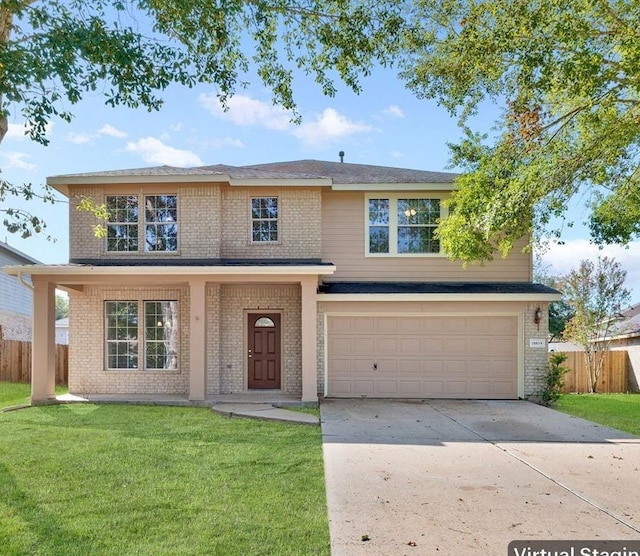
left=247, top=313, right=281, bottom=389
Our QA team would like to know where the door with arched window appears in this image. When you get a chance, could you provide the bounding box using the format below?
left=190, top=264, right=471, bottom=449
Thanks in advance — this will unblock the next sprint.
left=247, top=313, right=281, bottom=389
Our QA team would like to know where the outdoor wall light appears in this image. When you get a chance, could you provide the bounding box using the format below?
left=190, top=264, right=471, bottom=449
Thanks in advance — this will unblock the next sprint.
left=534, top=307, right=542, bottom=327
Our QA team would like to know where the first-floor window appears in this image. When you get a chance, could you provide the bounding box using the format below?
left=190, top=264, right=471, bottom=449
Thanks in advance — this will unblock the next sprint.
left=105, top=300, right=178, bottom=370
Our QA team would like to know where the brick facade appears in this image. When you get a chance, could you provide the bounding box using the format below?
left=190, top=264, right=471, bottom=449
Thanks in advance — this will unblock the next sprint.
left=68, top=282, right=304, bottom=397
left=68, top=184, right=321, bottom=261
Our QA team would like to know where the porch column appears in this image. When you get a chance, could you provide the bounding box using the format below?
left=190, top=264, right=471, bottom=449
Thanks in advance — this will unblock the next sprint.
left=300, top=276, right=318, bottom=403
left=32, top=279, right=56, bottom=403
left=189, top=279, right=206, bottom=401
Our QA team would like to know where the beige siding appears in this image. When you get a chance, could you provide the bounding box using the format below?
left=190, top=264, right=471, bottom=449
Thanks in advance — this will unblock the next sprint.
left=220, top=186, right=322, bottom=259
left=321, top=190, right=532, bottom=282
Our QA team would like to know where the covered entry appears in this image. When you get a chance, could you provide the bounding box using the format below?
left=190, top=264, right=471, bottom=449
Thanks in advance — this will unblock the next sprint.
left=326, top=314, right=519, bottom=399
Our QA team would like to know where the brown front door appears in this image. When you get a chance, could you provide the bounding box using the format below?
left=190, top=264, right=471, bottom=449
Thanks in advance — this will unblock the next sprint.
left=247, top=313, right=281, bottom=389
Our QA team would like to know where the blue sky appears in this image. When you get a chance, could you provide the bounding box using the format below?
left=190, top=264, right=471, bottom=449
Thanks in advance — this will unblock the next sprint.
left=2, top=66, right=639, bottom=299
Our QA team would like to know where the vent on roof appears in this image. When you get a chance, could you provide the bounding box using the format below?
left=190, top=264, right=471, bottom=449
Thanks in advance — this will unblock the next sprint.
left=339, top=151, right=345, bottom=163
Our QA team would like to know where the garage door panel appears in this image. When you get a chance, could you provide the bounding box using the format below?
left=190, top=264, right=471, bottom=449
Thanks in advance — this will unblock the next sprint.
left=327, top=315, right=518, bottom=399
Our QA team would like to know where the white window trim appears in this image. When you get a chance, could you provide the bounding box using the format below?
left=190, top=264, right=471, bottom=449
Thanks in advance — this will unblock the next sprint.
left=104, top=192, right=180, bottom=255
left=249, top=196, right=280, bottom=244
left=143, top=194, right=180, bottom=253
left=104, top=299, right=180, bottom=372
left=364, top=193, right=449, bottom=257
left=105, top=195, right=140, bottom=253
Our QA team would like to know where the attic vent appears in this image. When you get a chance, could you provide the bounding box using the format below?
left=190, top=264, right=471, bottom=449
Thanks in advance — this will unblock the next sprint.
left=339, top=151, right=345, bottom=163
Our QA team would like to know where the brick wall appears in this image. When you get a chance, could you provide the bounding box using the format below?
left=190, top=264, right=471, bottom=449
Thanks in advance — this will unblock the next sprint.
left=219, top=284, right=302, bottom=395
left=68, top=285, right=189, bottom=395
left=68, top=184, right=321, bottom=261
left=220, top=188, right=322, bottom=259
left=522, top=303, right=550, bottom=398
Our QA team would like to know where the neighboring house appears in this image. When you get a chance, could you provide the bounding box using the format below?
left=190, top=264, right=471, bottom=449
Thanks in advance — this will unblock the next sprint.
left=603, top=303, right=640, bottom=392
left=4, top=160, right=560, bottom=403
left=55, top=317, right=69, bottom=345
left=0, top=241, right=39, bottom=341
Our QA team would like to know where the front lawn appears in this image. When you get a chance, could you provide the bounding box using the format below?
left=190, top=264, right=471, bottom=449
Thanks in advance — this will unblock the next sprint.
left=554, top=393, right=640, bottom=436
left=0, top=382, right=67, bottom=409
left=0, top=398, right=329, bottom=555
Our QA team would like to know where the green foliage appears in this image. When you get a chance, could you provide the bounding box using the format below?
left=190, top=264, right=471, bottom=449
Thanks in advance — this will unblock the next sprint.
left=539, top=352, right=569, bottom=406
left=561, top=256, right=630, bottom=393
left=401, top=0, right=640, bottom=262
left=0, top=403, right=330, bottom=555
left=55, top=294, right=68, bottom=320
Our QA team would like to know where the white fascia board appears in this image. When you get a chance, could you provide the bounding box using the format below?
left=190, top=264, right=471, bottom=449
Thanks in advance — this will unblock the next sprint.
left=316, top=293, right=561, bottom=302
left=330, top=183, right=458, bottom=191
left=4, top=264, right=336, bottom=276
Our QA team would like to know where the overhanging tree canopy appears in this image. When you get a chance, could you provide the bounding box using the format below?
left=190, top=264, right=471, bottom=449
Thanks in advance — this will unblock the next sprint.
left=1, top=1, right=639, bottom=262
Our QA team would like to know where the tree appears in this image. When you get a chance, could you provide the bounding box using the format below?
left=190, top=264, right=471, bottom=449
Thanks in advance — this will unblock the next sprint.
left=533, top=258, right=574, bottom=342
left=1, top=0, right=406, bottom=236
left=55, top=293, right=68, bottom=320
left=561, top=256, right=630, bottom=393
left=396, top=1, right=640, bottom=263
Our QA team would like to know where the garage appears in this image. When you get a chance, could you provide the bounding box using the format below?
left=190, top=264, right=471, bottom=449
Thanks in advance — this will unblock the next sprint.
left=326, top=315, right=519, bottom=399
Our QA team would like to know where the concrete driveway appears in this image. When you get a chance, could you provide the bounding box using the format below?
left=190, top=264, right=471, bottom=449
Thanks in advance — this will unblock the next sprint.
left=320, top=399, right=640, bottom=555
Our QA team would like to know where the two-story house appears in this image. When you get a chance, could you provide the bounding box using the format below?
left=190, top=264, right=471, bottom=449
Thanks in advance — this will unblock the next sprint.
left=5, top=160, right=559, bottom=403
left=0, top=241, right=39, bottom=341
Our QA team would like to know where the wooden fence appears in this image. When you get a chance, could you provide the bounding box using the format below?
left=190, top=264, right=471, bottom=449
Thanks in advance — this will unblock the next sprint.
left=559, top=351, right=629, bottom=393
left=0, top=340, right=68, bottom=385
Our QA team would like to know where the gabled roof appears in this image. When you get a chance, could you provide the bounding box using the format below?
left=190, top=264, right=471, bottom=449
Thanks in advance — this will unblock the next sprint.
left=0, top=241, right=40, bottom=265
left=47, top=160, right=459, bottom=195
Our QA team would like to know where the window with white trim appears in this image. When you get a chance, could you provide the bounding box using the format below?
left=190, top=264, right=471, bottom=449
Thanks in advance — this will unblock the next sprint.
left=366, top=195, right=444, bottom=255
left=105, top=194, right=178, bottom=252
left=145, top=195, right=178, bottom=252
left=106, top=196, right=139, bottom=252
left=251, top=197, right=278, bottom=242
left=105, top=300, right=178, bottom=370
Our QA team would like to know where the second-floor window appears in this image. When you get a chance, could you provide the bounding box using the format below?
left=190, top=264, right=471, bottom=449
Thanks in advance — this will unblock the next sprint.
left=106, top=195, right=178, bottom=252
left=367, top=196, right=443, bottom=255
left=145, top=195, right=178, bottom=252
left=251, top=197, right=278, bottom=242
left=106, top=196, right=139, bottom=252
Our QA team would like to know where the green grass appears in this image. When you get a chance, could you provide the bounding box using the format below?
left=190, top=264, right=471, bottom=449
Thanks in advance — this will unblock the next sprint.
left=0, top=382, right=67, bottom=409
left=555, top=393, right=640, bottom=436
left=0, top=393, right=330, bottom=555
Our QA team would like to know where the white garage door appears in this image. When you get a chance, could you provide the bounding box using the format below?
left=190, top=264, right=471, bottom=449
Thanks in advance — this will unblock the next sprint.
left=327, top=315, right=519, bottom=399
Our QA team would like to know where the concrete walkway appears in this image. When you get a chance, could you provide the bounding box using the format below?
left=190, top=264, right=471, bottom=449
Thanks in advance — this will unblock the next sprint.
left=55, top=392, right=318, bottom=425
left=321, top=399, right=640, bottom=555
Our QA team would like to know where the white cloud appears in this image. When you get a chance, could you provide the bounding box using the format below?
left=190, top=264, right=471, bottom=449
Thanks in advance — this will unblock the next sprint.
left=170, top=122, right=183, bottom=132
left=125, top=136, right=202, bottom=167
left=2, top=152, right=36, bottom=170
left=541, top=238, right=640, bottom=298
left=292, top=108, right=373, bottom=148
left=198, top=93, right=292, bottom=131
left=65, top=132, right=94, bottom=145
left=390, top=150, right=405, bottom=159
left=382, top=105, right=405, bottom=119
left=6, top=123, right=27, bottom=140
left=5, top=121, right=54, bottom=141
left=98, top=124, right=128, bottom=138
